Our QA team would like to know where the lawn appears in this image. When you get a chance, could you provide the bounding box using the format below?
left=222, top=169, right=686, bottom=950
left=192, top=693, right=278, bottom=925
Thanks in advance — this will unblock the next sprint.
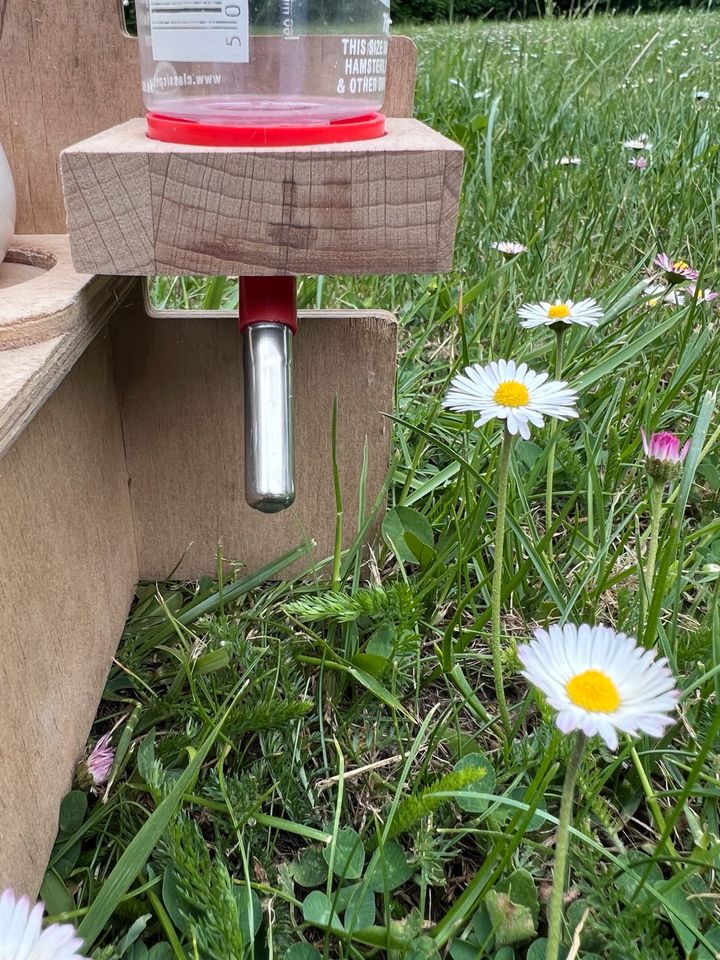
left=47, top=12, right=720, bottom=960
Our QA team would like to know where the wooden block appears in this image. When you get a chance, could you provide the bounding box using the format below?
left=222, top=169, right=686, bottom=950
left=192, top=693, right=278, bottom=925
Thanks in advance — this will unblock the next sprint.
left=61, top=118, right=463, bottom=276
left=0, top=333, right=138, bottom=896
left=0, top=0, right=416, bottom=235
left=112, top=303, right=397, bottom=580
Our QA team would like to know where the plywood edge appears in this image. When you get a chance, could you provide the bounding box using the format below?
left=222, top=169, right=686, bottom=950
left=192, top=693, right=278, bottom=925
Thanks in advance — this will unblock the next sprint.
left=0, top=236, right=102, bottom=347
left=147, top=305, right=399, bottom=324
left=0, top=272, right=139, bottom=458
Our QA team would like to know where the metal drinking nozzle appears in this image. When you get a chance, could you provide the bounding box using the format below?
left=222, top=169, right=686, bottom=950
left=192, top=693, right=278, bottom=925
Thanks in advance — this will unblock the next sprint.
left=239, top=277, right=297, bottom=513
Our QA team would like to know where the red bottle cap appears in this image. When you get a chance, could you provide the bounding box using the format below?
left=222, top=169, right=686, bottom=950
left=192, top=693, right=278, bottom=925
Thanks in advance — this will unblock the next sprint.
left=147, top=111, right=386, bottom=147
left=239, top=277, right=297, bottom=335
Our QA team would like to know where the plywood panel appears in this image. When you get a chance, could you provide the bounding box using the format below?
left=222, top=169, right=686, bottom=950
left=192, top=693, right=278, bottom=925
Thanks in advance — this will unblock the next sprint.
left=62, top=118, right=464, bottom=276
left=0, top=0, right=416, bottom=235
left=0, top=333, right=138, bottom=896
left=112, top=304, right=397, bottom=580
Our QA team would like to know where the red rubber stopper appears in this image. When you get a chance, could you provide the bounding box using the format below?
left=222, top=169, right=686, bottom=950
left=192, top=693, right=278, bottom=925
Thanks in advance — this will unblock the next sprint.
left=239, top=277, right=298, bottom=335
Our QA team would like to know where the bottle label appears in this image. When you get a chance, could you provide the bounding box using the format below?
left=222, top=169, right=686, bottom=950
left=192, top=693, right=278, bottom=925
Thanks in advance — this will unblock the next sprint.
left=336, top=37, right=389, bottom=97
left=149, top=0, right=249, bottom=63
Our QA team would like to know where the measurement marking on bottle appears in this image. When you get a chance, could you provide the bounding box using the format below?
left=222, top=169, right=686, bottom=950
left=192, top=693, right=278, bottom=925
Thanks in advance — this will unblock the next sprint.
left=149, top=0, right=249, bottom=63
left=281, top=0, right=297, bottom=40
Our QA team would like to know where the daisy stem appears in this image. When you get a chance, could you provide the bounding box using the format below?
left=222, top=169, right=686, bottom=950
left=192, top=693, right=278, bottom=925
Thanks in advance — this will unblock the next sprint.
left=545, top=329, right=565, bottom=562
left=546, top=732, right=585, bottom=960
left=491, top=427, right=513, bottom=740
left=645, top=479, right=664, bottom=598
left=629, top=743, right=679, bottom=861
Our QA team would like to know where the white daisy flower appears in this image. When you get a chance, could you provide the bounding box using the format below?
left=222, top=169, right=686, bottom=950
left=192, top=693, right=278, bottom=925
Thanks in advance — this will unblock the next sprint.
left=443, top=359, right=579, bottom=441
left=518, top=623, right=679, bottom=751
left=0, top=889, right=86, bottom=960
left=694, top=90, right=710, bottom=100
left=556, top=156, right=581, bottom=166
left=490, top=240, right=528, bottom=258
left=644, top=283, right=686, bottom=307
left=517, top=298, right=603, bottom=329
left=623, top=134, right=652, bottom=151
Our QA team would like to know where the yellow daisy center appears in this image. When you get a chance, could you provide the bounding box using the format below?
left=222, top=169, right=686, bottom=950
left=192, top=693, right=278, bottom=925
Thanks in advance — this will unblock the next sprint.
left=547, top=304, right=571, bottom=320
left=566, top=669, right=620, bottom=713
left=673, top=260, right=689, bottom=271
left=494, top=380, right=530, bottom=407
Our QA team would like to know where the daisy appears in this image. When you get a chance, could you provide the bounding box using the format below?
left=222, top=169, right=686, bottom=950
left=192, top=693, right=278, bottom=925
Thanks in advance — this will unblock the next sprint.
left=623, top=134, right=652, bottom=150
left=518, top=298, right=603, bottom=330
left=694, top=90, right=710, bottom=100
left=628, top=156, right=649, bottom=170
left=518, top=623, right=679, bottom=751
left=654, top=253, right=699, bottom=284
left=643, top=283, right=685, bottom=307
left=0, top=889, right=86, bottom=960
left=556, top=156, right=581, bottom=166
left=490, top=240, right=528, bottom=258
left=443, top=359, right=578, bottom=441
left=685, top=283, right=719, bottom=303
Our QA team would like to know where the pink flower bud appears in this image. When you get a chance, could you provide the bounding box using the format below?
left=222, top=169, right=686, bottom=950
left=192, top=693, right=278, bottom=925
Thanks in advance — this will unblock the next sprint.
left=641, top=429, right=690, bottom=483
left=76, top=732, right=115, bottom=790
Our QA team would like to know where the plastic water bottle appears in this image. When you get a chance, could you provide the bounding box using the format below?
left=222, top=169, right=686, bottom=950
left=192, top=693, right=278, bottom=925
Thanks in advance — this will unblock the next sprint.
left=135, top=0, right=391, bottom=128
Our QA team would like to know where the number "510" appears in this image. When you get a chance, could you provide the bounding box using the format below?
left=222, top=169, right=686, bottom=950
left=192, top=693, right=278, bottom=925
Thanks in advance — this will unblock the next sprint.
left=224, top=2, right=244, bottom=46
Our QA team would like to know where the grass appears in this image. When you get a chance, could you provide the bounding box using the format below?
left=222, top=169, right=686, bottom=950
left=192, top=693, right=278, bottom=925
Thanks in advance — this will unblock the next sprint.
left=44, top=11, right=720, bottom=960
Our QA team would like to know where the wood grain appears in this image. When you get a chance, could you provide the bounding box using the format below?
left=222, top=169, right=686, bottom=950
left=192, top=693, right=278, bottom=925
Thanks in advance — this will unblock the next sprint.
left=0, top=0, right=142, bottom=235
left=0, top=333, right=138, bottom=896
left=62, top=118, right=463, bottom=276
left=0, top=0, right=416, bottom=234
left=382, top=35, right=418, bottom=119
left=112, top=304, right=397, bottom=580
left=0, top=236, right=134, bottom=350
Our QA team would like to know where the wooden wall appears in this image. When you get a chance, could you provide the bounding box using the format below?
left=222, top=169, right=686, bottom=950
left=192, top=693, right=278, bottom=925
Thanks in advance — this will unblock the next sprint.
left=0, top=333, right=138, bottom=896
left=112, top=299, right=397, bottom=580
left=0, top=0, right=143, bottom=233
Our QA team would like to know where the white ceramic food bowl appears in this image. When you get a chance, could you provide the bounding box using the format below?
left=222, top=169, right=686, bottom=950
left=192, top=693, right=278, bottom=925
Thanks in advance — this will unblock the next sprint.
left=0, top=144, right=16, bottom=263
